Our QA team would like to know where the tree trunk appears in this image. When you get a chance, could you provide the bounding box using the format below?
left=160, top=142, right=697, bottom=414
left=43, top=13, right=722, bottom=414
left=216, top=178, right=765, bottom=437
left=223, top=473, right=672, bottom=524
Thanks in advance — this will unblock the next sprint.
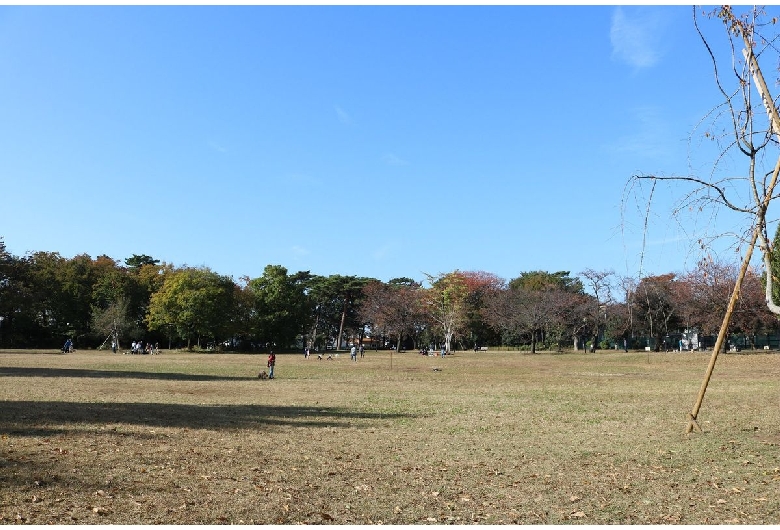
left=309, top=311, right=320, bottom=350
left=337, top=300, right=347, bottom=350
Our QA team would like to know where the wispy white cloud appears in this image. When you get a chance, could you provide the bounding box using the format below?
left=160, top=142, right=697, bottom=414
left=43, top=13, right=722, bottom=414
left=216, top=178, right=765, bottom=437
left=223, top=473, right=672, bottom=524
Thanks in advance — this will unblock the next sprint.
left=610, top=6, right=666, bottom=69
left=605, top=106, right=673, bottom=158
left=334, top=105, right=353, bottom=125
left=279, top=173, right=321, bottom=186
left=372, top=242, right=394, bottom=261
left=290, top=245, right=310, bottom=257
left=646, top=234, right=695, bottom=246
left=208, top=141, right=228, bottom=153
left=381, top=153, right=408, bottom=166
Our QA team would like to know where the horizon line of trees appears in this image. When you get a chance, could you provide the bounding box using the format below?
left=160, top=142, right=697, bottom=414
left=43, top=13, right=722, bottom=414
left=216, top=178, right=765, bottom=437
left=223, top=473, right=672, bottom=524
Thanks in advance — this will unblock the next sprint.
left=2, top=236, right=779, bottom=353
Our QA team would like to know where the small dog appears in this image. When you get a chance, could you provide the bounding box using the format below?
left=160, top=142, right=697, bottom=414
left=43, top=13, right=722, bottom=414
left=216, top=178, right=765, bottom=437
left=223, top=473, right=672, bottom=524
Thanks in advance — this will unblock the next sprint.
left=258, top=371, right=269, bottom=380
left=317, top=354, right=323, bottom=360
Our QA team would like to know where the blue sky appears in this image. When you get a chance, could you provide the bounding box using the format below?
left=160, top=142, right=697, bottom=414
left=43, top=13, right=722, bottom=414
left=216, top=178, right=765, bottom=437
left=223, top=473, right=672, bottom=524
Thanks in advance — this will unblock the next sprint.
left=0, top=5, right=760, bottom=286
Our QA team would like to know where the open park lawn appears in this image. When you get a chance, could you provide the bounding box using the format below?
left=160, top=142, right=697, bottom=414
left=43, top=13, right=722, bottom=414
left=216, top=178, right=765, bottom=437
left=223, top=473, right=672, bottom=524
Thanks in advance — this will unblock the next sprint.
left=1, top=348, right=779, bottom=524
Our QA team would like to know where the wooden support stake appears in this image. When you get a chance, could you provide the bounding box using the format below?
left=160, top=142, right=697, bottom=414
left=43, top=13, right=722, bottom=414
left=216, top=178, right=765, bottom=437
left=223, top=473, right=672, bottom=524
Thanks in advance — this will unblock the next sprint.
left=686, top=227, right=757, bottom=433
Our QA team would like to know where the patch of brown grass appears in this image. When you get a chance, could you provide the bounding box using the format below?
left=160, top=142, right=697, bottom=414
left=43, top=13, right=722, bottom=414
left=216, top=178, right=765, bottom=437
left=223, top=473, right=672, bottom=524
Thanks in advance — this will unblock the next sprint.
left=1, top=348, right=779, bottom=524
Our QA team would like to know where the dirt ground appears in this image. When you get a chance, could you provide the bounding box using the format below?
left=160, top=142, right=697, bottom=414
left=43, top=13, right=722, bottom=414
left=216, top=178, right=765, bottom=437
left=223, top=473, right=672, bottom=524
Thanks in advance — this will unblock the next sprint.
left=1, top=348, right=779, bottom=524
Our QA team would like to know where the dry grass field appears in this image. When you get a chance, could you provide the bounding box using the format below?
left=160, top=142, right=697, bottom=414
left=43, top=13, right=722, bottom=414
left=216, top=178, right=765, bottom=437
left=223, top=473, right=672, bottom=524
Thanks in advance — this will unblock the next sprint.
left=1, top=347, right=779, bottom=524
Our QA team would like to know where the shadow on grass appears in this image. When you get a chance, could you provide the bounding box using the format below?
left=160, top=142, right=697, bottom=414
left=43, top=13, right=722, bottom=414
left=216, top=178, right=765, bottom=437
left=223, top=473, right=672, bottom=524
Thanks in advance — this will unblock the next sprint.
left=0, top=366, right=255, bottom=382
left=0, top=401, right=414, bottom=436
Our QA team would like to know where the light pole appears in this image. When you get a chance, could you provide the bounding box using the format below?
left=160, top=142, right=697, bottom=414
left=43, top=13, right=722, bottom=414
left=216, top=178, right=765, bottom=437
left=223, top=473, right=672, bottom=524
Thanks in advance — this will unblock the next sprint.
left=0, top=315, right=4, bottom=348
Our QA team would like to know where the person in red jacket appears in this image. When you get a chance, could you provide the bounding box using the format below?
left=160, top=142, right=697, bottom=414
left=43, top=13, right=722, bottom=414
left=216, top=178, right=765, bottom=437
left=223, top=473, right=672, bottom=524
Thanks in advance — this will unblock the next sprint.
left=267, top=351, right=276, bottom=379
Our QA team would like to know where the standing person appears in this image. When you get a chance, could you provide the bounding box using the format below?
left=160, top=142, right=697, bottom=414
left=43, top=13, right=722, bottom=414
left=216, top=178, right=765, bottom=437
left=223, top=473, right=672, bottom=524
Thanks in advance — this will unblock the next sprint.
left=359, top=344, right=364, bottom=359
left=63, top=338, right=72, bottom=353
left=440, top=345, right=446, bottom=358
left=267, top=350, right=276, bottom=379
left=111, top=339, right=117, bottom=354
left=350, top=344, right=357, bottom=362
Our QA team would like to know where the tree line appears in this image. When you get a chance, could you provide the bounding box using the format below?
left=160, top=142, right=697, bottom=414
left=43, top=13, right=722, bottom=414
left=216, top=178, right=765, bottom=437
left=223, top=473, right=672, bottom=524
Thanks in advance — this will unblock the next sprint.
left=1, top=236, right=778, bottom=352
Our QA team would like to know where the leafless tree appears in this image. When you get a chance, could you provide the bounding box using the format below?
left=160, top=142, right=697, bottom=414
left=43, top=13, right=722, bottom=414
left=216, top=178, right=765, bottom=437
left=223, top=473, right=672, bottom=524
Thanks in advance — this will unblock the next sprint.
left=624, top=6, right=780, bottom=432
left=580, top=268, right=615, bottom=349
left=482, top=287, right=553, bottom=354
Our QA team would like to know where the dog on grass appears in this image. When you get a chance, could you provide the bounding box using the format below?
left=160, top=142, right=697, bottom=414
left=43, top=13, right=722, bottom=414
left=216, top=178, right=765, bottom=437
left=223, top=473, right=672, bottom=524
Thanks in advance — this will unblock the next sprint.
left=258, top=371, right=269, bottom=380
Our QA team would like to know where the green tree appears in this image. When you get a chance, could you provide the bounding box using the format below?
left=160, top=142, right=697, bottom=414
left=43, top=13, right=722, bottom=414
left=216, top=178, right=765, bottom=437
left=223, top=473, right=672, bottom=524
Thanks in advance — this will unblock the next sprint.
left=247, top=265, right=311, bottom=350
left=125, top=254, right=160, bottom=269
left=146, top=267, right=235, bottom=350
left=90, top=256, right=127, bottom=309
left=330, top=275, right=372, bottom=349
left=25, top=251, right=69, bottom=345
left=0, top=248, right=41, bottom=347
left=770, top=223, right=780, bottom=307
left=304, top=275, right=339, bottom=350
left=59, top=254, right=100, bottom=342
left=0, top=238, right=17, bottom=347
left=509, top=270, right=584, bottom=293
left=304, top=275, right=372, bottom=350
left=125, top=258, right=172, bottom=344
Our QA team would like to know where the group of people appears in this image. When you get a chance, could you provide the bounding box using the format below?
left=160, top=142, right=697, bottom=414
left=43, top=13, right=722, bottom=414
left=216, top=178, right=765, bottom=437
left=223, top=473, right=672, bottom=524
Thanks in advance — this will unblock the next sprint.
left=61, top=339, right=73, bottom=354
left=266, top=343, right=372, bottom=380
left=419, top=346, right=447, bottom=357
left=303, top=345, right=365, bottom=362
left=350, top=344, right=365, bottom=361
left=129, top=340, right=159, bottom=355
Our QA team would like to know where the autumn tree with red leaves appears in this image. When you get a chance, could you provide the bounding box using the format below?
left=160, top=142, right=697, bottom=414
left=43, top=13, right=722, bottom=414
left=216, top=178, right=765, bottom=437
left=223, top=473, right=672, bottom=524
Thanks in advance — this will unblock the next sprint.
left=458, top=271, right=505, bottom=349
left=358, top=278, right=426, bottom=352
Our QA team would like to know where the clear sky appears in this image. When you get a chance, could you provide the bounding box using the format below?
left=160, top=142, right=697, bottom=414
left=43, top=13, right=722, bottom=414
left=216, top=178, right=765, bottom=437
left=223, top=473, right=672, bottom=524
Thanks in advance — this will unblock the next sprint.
left=0, top=5, right=762, bottom=286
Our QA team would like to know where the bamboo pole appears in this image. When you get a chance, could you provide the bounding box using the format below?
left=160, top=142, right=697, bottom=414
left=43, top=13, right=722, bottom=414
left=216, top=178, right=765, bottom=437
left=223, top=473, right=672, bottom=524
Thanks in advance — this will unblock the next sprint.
left=686, top=227, right=758, bottom=433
